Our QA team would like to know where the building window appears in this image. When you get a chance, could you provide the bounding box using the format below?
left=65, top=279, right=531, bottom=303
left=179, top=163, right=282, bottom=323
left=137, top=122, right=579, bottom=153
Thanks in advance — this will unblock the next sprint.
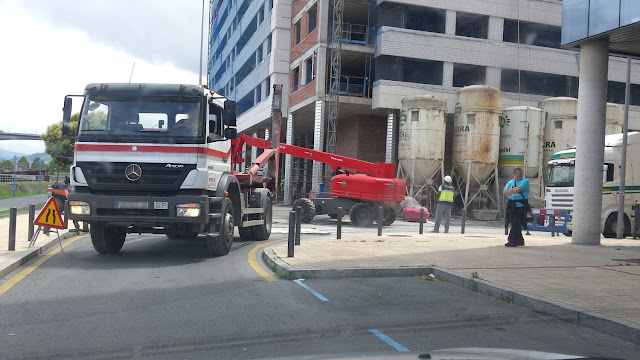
left=504, top=19, right=562, bottom=49
left=453, top=64, right=486, bottom=88
left=257, top=7, right=264, bottom=24
left=308, top=5, right=317, bottom=33
left=302, top=55, right=314, bottom=85
left=293, top=67, right=300, bottom=91
left=267, top=34, right=272, bottom=54
left=411, top=111, right=419, bottom=122
left=455, top=12, right=488, bottom=39
left=374, top=55, right=443, bottom=86
left=265, top=77, right=271, bottom=96
left=294, top=21, right=301, bottom=44
left=255, top=85, right=262, bottom=103
left=270, top=0, right=273, bottom=9
left=257, top=46, right=263, bottom=65
left=501, top=69, right=579, bottom=97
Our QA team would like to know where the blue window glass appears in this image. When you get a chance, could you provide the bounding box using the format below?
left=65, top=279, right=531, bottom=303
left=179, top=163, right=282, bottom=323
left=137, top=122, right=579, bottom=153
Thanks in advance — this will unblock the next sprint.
left=621, top=0, right=640, bottom=27
left=562, top=0, right=589, bottom=45
left=588, top=0, right=620, bottom=36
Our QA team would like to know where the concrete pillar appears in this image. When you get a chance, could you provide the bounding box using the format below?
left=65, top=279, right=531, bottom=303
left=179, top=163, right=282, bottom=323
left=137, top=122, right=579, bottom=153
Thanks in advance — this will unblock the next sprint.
left=312, top=100, right=325, bottom=191
left=445, top=10, right=456, bottom=35
left=284, top=113, right=295, bottom=205
left=385, top=111, right=396, bottom=163
left=485, top=67, right=501, bottom=88
left=443, top=62, right=454, bottom=88
left=487, top=16, right=504, bottom=41
left=315, top=47, right=328, bottom=96
left=263, top=129, right=270, bottom=177
left=572, top=40, right=610, bottom=245
left=251, top=132, right=258, bottom=163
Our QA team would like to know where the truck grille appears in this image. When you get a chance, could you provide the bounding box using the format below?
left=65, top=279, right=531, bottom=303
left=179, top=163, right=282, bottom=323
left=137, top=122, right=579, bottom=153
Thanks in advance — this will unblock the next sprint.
left=77, top=162, right=195, bottom=192
left=548, top=192, right=574, bottom=210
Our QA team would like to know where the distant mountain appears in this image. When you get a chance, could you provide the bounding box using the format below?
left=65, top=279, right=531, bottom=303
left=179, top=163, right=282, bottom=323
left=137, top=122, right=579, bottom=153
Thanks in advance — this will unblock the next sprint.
left=26, top=152, right=52, bottom=163
left=0, top=149, right=25, bottom=160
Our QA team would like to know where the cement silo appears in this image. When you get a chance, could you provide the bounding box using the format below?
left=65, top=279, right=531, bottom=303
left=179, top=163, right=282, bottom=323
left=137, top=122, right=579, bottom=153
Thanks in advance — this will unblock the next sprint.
left=498, top=106, right=545, bottom=197
left=539, top=97, right=623, bottom=184
left=453, top=85, right=502, bottom=219
left=397, top=94, right=447, bottom=208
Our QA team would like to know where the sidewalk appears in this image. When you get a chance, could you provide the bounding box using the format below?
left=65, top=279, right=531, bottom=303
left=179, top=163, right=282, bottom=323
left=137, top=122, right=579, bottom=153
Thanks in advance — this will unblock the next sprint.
left=267, top=233, right=640, bottom=338
left=0, top=194, right=47, bottom=212
left=0, top=212, right=53, bottom=264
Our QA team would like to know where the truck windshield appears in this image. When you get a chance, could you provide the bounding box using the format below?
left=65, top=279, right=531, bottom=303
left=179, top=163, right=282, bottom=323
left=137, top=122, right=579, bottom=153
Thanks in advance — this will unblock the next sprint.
left=78, top=96, right=204, bottom=144
left=548, top=163, right=575, bottom=187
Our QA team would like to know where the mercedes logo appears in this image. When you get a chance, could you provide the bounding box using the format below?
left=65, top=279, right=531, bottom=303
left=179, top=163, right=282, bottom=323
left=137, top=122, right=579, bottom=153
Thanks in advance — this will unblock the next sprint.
left=125, top=164, right=142, bottom=181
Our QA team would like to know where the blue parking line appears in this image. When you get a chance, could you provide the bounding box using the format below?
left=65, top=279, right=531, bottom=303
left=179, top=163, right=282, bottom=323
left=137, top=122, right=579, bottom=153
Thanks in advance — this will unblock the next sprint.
left=368, top=329, right=410, bottom=352
left=292, top=279, right=329, bottom=301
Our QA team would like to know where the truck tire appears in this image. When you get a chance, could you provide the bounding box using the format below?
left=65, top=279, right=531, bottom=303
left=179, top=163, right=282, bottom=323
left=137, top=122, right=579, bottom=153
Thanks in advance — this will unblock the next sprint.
left=293, top=198, right=316, bottom=223
left=603, top=212, right=631, bottom=238
left=207, top=197, right=234, bottom=256
left=90, top=222, right=126, bottom=254
left=382, top=206, right=397, bottom=226
left=251, top=196, right=272, bottom=241
left=350, top=202, right=374, bottom=227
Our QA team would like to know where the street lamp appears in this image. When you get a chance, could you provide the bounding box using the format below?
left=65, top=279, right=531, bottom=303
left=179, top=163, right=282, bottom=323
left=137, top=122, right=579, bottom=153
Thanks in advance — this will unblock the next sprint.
left=38, top=159, right=44, bottom=194
left=12, top=155, right=17, bottom=197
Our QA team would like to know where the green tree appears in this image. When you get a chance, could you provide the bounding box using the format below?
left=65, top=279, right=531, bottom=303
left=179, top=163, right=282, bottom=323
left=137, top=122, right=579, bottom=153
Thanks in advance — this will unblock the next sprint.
left=17, top=156, right=29, bottom=170
left=31, top=157, right=41, bottom=170
left=42, top=113, right=79, bottom=166
left=0, top=159, right=13, bottom=172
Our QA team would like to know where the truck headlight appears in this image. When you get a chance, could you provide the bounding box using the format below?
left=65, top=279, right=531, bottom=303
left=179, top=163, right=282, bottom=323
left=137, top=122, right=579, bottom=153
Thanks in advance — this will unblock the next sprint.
left=176, top=203, right=201, bottom=217
left=69, top=201, right=91, bottom=215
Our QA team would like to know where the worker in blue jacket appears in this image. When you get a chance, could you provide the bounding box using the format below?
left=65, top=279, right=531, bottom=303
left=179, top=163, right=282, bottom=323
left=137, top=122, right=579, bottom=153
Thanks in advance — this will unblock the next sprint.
left=503, top=168, right=529, bottom=247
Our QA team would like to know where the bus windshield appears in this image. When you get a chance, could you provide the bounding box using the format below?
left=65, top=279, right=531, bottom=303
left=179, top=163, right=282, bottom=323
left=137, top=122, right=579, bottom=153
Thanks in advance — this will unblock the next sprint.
left=78, top=95, right=205, bottom=144
left=548, top=163, right=575, bottom=187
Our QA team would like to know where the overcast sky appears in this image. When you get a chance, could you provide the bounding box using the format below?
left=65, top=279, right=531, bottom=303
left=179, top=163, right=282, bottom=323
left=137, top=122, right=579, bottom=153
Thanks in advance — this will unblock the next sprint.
left=0, top=0, right=207, bottom=155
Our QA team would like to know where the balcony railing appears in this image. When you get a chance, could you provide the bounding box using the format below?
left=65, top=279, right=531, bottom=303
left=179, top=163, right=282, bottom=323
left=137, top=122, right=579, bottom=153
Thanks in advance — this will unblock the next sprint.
left=329, top=23, right=375, bottom=45
left=340, top=75, right=369, bottom=97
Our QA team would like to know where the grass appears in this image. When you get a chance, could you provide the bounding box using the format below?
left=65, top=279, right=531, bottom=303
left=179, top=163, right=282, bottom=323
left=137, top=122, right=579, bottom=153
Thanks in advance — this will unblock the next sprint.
left=0, top=202, right=46, bottom=218
left=471, top=271, right=480, bottom=279
left=0, top=181, right=55, bottom=200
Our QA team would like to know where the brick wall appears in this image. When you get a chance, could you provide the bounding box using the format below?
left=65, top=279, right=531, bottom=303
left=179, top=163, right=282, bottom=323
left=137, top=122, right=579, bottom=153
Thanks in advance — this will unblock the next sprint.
left=336, top=116, right=359, bottom=158
left=290, top=77, right=316, bottom=107
left=357, top=116, right=387, bottom=163
left=292, top=0, right=311, bottom=19
left=291, top=7, right=318, bottom=60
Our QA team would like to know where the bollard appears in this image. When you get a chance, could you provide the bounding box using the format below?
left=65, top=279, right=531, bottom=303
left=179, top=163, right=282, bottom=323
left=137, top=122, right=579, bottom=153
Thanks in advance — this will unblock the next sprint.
left=295, top=206, right=301, bottom=246
left=83, top=221, right=89, bottom=232
left=461, top=208, right=466, bottom=234
left=337, top=207, right=342, bottom=240
left=63, top=200, right=69, bottom=229
left=377, top=206, right=383, bottom=236
left=419, top=208, right=424, bottom=234
left=288, top=211, right=295, bottom=257
left=8, top=207, right=17, bottom=251
left=551, top=215, right=556, bottom=237
left=28, top=204, right=35, bottom=241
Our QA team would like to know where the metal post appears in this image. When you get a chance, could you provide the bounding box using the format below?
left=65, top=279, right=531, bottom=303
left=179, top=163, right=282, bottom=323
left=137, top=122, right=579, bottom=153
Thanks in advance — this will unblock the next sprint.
left=8, top=208, right=17, bottom=251
left=38, top=160, right=42, bottom=194
left=337, top=207, right=342, bottom=239
left=462, top=162, right=472, bottom=234
left=12, top=155, right=17, bottom=197
left=377, top=206, right=383, bottom=236
left=551, top=215, right=556, bottom=237
left=63, top=200, right=69, bottom=229
left=295, top=206, right=301, bottom=245
left=288, top=211, right=295, bottom=257
left=617, top=57, right=631, bottom=239
left=83, top=221, right=89, bottom=232
left=419, top=208, right=424, bottom=234
left=198, top=0, right=205, bottom=84
left=28, top=204, right=35, bottom=241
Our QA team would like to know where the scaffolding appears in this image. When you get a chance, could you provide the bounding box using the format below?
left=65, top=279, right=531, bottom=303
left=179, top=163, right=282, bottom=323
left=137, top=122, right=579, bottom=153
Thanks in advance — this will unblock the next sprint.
left=325, top=0, right=344, bottom=189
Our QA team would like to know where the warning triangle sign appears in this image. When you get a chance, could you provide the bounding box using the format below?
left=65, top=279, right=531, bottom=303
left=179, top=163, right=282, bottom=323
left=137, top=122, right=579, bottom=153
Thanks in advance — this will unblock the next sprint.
left=34, top=197, right=66, bottom=229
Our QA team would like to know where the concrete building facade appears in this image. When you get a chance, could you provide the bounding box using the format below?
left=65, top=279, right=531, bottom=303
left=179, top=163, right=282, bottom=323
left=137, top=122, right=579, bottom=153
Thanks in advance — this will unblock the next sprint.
left=210, top=0, right=640, bottom=205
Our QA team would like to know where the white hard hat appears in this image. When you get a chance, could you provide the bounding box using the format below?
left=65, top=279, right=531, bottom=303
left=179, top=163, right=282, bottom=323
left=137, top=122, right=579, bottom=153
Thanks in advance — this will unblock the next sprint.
left=444, top=175, right=452, bottom=183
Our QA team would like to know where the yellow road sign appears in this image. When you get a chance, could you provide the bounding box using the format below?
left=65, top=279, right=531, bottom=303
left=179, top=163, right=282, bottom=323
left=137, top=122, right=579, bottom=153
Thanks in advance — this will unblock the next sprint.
left=34, top=197, right=66, bottom=230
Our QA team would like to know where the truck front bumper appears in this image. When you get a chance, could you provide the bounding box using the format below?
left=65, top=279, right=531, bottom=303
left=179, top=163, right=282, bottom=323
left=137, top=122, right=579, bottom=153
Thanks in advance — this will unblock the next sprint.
left=67, top=192, right=215, bottom=227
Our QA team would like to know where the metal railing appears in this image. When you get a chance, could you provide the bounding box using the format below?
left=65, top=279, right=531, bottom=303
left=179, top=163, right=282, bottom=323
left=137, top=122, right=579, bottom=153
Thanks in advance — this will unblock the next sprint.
left=329, top=23, right=375, bottom=45
left=340, top=75, right=369, bottom=97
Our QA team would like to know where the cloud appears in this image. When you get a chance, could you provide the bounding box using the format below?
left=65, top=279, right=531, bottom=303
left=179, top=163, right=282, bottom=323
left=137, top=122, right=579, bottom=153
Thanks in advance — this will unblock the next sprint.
left=16, top=0, right=207, bottom=75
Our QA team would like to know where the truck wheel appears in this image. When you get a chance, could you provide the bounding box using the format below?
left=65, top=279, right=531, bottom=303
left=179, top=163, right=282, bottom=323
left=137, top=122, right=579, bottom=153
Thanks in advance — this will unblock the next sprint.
left=293, top=198, right=316, bottom=223
left=603, top=212, right=631, bottom=238
left=207, top=197, right=234, bottom=256
left=350, top=202, right=374, bottom=227
left=382, top=206, right=397, bottom=226
left=90, top=222, right=126, bottom=254
left=251, top=196, right=272, bottom=241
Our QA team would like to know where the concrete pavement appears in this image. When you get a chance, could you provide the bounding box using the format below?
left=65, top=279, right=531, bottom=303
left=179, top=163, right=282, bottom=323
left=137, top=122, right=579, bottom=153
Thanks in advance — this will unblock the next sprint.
left=0, top=193, right=47, bottom=212
left=266, top=233, right=640, bottom=341
left=1, top=234, right=639, bottom=359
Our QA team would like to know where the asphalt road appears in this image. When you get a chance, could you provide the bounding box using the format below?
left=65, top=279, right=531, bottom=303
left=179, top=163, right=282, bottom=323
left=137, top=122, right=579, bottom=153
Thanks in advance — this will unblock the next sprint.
left=0, top=210, right=637, bottom=359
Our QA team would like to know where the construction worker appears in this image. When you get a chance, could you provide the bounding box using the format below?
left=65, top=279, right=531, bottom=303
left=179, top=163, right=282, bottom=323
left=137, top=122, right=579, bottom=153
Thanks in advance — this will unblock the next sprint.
left=504, top=167, right=530, bottom=247
left=432, top=175, right=455, bottom=233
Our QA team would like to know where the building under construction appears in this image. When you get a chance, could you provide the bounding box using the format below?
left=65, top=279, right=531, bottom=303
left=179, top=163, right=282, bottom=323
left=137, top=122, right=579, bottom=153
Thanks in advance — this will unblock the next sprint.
left=209, top=0, right=640, bottom=207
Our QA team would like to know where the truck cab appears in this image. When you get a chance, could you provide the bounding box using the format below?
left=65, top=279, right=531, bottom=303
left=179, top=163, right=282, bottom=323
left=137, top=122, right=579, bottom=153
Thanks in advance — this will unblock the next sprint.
left=64, top=83, right=272, bottom=255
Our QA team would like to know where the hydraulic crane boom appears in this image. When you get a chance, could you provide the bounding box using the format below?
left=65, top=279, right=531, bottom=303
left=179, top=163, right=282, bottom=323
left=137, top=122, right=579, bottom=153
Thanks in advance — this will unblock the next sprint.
left=230, top=133, right=396, bottom=179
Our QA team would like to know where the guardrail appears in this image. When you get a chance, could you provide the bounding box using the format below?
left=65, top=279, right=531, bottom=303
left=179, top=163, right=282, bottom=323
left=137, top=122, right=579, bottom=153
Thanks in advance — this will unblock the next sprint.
left=340, top=75, right=369, bottom=96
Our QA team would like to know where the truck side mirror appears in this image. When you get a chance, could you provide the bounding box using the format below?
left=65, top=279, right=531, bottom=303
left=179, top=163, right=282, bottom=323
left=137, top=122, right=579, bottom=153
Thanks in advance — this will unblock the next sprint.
left=223, top=100, right=237, bottom=126
left=62, top=97, right=72, bottom=137
left=224, top=127, right=237, bottom=140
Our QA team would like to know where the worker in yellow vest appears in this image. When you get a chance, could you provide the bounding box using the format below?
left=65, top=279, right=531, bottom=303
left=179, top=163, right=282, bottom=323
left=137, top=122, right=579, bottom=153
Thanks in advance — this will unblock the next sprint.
left=432, top=175, right=455, bottom=233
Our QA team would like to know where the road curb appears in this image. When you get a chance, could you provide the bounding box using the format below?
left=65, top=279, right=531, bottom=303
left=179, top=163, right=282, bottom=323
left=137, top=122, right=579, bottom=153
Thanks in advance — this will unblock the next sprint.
left=260, top=246, right=640, bottom=344
left=0, top=230, right=81, bottom=280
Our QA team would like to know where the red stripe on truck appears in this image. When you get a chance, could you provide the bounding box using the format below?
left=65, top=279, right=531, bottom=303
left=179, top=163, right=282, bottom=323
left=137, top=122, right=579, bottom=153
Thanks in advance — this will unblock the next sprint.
left=75, top=143, right=231, bottom=159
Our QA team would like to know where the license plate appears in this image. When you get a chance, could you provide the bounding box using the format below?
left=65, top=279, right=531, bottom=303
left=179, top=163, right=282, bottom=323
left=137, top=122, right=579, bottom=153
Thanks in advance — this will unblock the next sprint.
left=153, top=201, right=169, bottom=210
left=115, top=201, right=149, bottom=209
